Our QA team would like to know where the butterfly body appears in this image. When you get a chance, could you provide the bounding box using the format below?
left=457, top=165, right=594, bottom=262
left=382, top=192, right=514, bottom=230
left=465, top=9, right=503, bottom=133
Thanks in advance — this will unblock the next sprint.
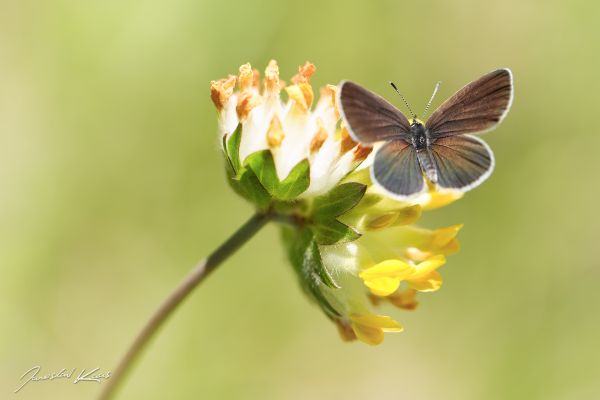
left=338, top=69, right=513, bottom=199
left=409, top=120, right=438, bottom=183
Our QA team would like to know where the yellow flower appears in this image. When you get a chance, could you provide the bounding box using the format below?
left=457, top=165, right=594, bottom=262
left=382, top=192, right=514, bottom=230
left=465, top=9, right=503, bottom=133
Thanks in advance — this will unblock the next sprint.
left=359, top=255, right=446, bottom=296
left=350, top=314, right=403, bottom=346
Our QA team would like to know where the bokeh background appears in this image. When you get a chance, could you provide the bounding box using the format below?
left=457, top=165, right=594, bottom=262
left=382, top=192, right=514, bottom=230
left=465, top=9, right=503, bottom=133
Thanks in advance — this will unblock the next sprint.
left=2, top=0, right=599, bottom=399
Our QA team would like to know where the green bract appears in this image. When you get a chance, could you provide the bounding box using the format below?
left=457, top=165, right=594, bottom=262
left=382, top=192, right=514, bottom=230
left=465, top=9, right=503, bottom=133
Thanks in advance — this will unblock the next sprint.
left=224, top=123, right=365, bottom=246
left=223, top=123, right=371, bottom=317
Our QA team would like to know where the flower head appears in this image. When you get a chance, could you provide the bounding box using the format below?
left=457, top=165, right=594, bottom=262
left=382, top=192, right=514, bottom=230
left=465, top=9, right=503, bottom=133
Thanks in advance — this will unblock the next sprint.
left=211, top=61, right=467, bottom=345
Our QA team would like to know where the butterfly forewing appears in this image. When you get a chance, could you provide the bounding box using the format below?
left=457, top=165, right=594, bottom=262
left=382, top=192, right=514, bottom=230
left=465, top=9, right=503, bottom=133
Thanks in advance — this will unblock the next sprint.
left=373, top=140, right=424, bottom=197
left=339, top=81, right=411, bottom=144
left=430, top=135, right=494, bottom=191
left=426, top=69, right=513, bottom=138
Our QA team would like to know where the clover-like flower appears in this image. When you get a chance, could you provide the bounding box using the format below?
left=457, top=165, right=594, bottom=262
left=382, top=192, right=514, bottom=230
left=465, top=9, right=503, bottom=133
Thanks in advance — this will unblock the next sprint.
left=211, top=60, right=465, bottom=345
left=100, top=60, right=480, bottom=400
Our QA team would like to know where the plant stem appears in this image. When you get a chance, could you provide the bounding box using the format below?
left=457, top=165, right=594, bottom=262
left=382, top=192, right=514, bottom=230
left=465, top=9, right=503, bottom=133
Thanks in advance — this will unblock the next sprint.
left=98, top=212, right=271, bottom=400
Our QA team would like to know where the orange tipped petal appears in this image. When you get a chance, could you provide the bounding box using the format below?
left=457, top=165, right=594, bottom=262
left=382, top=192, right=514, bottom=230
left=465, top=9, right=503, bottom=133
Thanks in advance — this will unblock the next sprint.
left=340, top=127, right=358, bottom=154
left=310, top=119, right=329, bottom=153
left=238, top=63, right=254, bottom=91
left=210, top=75, right=237, bottom=111
left=236, top=92, right=262, bottom=121
left=291, top=61, right=316, bottom=84
left=353, top=144, right=372, bottom=162
left=264, top=59, right=282, bottom=94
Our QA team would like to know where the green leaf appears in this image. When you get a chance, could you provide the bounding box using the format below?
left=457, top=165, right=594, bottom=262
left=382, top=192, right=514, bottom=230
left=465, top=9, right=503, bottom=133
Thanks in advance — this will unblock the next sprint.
left=313, top=219, right=361, bottom=245
left=278, top=158, right=310, bottom=199
left=303, top=232, right=340, bottom=289
left=226, top=124, right=242, bottom=174
left=246, top=150, right=310, bottom=200
left=313, top=182, right=367, bottom=219
left=280, top=227, right=341, bottom=317
left=225, top=161, right=272, bottom=211
left=236, top=169, right=272, bottom=210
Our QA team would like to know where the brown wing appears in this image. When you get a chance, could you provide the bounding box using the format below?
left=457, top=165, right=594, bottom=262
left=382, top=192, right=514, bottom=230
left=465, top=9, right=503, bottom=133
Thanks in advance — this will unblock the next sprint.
left=430, top=135, right=494, bottom=191
left=338, top=81, right=411, bottom=144
left=426, top=69, right=513, bottom=138
left=372, top=140, right=425, bottom=198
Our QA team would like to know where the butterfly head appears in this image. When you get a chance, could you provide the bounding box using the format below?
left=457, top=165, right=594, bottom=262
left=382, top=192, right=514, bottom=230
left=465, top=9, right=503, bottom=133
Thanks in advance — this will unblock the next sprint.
left=409, top=117, right=425, bottom=127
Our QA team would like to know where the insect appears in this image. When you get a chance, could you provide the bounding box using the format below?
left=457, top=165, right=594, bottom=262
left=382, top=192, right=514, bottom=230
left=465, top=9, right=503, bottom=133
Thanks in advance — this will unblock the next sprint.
left=338, top=69, right=513, bottom=198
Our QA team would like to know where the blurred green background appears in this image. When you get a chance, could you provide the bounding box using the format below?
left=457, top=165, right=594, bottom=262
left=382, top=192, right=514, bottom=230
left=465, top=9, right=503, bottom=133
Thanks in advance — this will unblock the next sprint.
left=2, top=0, right=599, bottom=399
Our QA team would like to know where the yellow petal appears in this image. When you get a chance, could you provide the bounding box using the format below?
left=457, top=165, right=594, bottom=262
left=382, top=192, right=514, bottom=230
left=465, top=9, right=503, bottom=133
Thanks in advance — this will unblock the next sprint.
left=421, top=187, right=464, bottom=210
left=352, top=323, right=384, bottom=345
left=408, top=270, right=443, bottom=292
left=439, top=238, right=460, bottom=256
left=362, top=276, right=401, bottom=296
left=392, top=204, right=422, bottom=226
left=431, top=224, right=463, bottom=248
left=413, top=254, right=446, bottom=277
left=364, top=212, right=399, bottom=230
left=359, top=260, right=412, bottom=296
left=388, top=289, right=419, bottom=310
left=335, top=320, right=357, bottom=342
left=351, top=314, right=403, bottom=345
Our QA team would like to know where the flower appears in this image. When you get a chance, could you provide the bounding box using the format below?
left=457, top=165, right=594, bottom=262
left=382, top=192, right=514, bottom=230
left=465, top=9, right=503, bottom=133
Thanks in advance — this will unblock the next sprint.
left=211, top=60, right=371, bottom=198
left=211, top=60, right=467, bottom=345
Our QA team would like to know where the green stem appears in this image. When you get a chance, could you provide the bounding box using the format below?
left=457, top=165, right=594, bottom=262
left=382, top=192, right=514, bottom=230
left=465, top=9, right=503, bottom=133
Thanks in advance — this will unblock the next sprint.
left=98, top=212, right=271, bottom=400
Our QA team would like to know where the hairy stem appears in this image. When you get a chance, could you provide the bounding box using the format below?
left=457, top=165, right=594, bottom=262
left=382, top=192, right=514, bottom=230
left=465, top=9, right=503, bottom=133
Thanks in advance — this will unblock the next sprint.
left=98, top=212, right=271, bottom=400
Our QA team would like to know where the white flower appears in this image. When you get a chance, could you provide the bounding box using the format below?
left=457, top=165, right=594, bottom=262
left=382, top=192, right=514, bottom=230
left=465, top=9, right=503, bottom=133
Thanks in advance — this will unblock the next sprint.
left=211, top=60, right=371, bottom=198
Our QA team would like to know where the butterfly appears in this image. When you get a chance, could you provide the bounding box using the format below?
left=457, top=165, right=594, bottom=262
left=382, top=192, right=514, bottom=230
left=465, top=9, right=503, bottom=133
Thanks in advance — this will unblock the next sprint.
left=338, top=69, right=513, bottom=199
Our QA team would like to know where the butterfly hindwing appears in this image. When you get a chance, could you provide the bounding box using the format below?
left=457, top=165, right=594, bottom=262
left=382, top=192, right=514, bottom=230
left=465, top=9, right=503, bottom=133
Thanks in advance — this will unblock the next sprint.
left=430, top=135, right=494, bottom=191
left=372, top=140, right=424, bottom=198
left=426, top=69, right=513, bottom=138
left=338, top=81, right=411, bottom=144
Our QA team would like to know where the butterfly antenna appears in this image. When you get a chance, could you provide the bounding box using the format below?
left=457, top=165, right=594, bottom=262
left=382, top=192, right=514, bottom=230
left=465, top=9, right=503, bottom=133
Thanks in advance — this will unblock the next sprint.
left=422, top=81, right=442, bottom=118
left=389, top=81, right=416, bottom=119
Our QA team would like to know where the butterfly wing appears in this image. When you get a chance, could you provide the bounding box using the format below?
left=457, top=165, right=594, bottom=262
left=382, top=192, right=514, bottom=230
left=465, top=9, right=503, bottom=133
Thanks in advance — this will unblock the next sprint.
left=429, top=135, right=494, bottom=191
left=338, top=81, right=410, bottom=144
left=372, top=140, right=425, bottom=198
left=426, top=69, right=513, bottom=138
